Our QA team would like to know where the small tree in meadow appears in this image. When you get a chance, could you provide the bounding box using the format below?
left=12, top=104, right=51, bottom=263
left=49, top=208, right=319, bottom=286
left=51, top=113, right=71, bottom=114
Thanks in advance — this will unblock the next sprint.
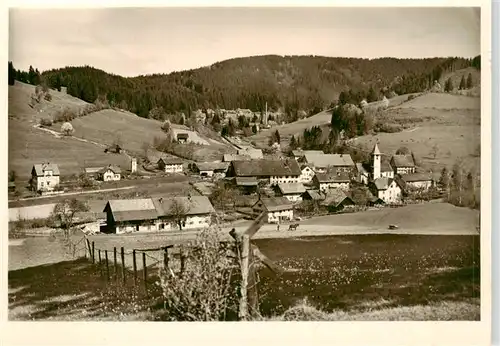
left=158, top=229, right=238, bottom=321
left=61, top=122, right=74, bottom=136
left=51, top=198, right=90, bottom=238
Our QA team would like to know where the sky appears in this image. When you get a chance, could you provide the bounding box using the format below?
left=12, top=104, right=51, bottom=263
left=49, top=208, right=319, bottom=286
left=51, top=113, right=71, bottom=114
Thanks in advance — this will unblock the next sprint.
left=8, top=7, right=481, bottom=77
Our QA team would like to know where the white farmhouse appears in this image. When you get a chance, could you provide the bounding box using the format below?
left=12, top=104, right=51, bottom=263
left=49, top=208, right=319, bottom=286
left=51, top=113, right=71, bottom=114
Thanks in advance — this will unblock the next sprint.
left=277, top=183, right=306, bottom=203
left=30, top=163, right=60, bottom=193
left=252, top=196, right=294, bottom=224
left=299, top=164, right=315, bottom=184
left=103, top=196, right=215, bottom=234
left=228, top=159, right=301, bottom=186
left=98, top=165, right=121, bottom=182
left=390, top=155, right=416, bottom=175
left=313, top=172, right=351, bottom=192
left=158, top=157, right=184, bottom=173
left=399, top=173, right=434, bottom=190
left=370, top=177, right=403, bottom=204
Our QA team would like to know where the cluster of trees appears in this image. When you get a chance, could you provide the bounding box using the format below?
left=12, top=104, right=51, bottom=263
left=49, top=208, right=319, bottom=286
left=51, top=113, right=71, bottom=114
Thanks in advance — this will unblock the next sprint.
left=438, top=160, right=479, bottom=209
left=8, top=62, right=41, bottom=86
left=31, top=55, right=480, bottom=122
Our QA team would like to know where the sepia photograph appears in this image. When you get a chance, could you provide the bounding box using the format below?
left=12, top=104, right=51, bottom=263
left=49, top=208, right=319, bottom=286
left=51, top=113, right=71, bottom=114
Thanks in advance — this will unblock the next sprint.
left=4, top=3, right=489, bottom=334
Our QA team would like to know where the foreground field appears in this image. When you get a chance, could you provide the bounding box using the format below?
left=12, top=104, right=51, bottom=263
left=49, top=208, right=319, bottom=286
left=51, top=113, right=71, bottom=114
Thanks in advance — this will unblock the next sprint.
left=256, top=234, right=480, bottom=319
left=8, top=234, right=480, bottom=321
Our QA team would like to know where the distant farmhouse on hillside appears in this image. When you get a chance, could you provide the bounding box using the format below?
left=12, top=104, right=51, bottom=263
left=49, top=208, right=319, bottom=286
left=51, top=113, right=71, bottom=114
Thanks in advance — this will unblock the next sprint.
left=30, top=163, right=60, bottom=193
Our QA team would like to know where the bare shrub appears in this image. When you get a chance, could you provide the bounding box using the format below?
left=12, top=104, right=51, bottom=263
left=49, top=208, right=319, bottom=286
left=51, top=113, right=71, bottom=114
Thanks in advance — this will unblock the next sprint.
left=374, top=122, right=402, bottom=133
left=44, top=92, right=52, bottom=101
left=40, top=118, right=53, bottom=127
left=158, top=229, right=238, bottom=321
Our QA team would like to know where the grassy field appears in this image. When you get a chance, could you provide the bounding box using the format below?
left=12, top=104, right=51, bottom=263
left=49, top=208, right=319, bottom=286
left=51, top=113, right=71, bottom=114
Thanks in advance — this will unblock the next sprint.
left=350, top=92, right=480, bottom=173
left=256, top=234, right=480, bottom=319
left=8, top=233, right=480, bottom=321
left=8, top=81, right=234, bottom=181
left=8, top=82, right=130, bottom=178
left=8, top=118, right=130, bottom=179
left=249, top=93, right=420, bottom=147
left=8, top=174, right=196, bottom=210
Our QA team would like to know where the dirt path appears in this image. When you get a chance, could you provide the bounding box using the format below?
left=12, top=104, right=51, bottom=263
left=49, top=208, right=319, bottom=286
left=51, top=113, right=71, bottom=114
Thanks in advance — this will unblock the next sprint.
left=32, top=124, right=151, bottom=175
left=9, top=185, right=136, bottom=203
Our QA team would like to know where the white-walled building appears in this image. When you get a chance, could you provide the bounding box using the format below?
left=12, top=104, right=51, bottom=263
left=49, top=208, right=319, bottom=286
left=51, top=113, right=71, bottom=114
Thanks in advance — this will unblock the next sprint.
left=303, top=153, right=355, bottom=174
left=30, top=163, right=60, bottom=192
left=103, top=196, right=215, bottom=234
left=158, top=157, right=184, bottom=173
left=390, top=155, right=416, bottom=175
left=299, top=165, right=315, bottom=184
left=252, top=196, right=294, bottom=224
left=371, top=143, right=394, bottom=180
left=369, top=177, right=403, bottom=204
left=399, top=173, right=434, bottom=190
left=228, top=159, right=301, bottom=185
left=98, top=165, right=121, bottom=182
left=277, top=183, right=306, bottom=203
left=192, top=162, right=229, bottom=178
left=313, top=172, right=351, bottom=192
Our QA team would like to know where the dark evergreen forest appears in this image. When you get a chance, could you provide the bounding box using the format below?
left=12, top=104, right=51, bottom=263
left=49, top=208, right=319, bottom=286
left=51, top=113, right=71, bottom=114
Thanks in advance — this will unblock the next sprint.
left=9, top=55, right=480, bottom=120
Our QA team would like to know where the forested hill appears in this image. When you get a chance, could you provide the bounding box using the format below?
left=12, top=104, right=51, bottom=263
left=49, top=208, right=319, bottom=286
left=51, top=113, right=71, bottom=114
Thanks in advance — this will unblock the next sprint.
left=34, top=55, right=480, bottom=118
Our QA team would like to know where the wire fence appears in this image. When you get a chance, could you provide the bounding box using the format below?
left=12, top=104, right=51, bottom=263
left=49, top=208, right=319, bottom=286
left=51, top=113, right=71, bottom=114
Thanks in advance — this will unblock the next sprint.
left=60, top=233, right=187, bottom=295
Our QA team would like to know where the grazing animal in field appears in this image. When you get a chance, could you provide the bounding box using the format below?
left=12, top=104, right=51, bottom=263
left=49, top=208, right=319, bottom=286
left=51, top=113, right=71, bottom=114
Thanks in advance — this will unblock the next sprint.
left=288, top=223, right=299, bottom=231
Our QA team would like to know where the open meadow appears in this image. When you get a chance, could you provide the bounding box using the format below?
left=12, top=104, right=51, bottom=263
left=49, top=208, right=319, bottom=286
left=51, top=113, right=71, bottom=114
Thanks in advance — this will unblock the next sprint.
left=350, top=92, right=480, bottom=173
left=8, top=233, right=480, bottom=321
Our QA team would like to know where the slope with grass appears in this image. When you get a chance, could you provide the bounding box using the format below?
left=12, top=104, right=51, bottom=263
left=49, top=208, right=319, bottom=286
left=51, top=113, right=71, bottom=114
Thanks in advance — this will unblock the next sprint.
left=8, top=82, right=234, bottom=179
left=350, top=92, right=480, bottom=173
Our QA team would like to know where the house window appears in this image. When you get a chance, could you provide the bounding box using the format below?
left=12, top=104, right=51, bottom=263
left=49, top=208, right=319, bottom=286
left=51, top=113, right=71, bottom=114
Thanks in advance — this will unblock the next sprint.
left=47, top=181, right=50, bottom=186
left=160, top=223, right=165, bottom=230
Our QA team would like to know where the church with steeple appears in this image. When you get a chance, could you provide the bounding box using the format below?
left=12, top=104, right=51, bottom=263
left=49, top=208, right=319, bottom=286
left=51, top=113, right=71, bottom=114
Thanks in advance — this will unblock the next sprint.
left=367, top=143, right=402, bottom=204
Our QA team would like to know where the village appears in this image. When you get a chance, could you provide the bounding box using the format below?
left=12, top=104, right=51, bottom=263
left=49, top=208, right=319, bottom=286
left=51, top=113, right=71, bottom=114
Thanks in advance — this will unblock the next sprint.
left=14, top=125, right=439, bottom=236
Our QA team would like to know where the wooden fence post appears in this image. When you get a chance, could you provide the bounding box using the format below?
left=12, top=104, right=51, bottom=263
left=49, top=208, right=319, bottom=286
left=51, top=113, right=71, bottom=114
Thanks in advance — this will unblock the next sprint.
left=91, top=241, right=95, bottom=264
left=113, top=247, right=117, bottom=280
left=98, top=250, right=102, bottom=277
left=133, top=250, right=137, bottom=286
left=239, top=234, right=250, bottom=321
left=105, top=250, right=110, bottom=282
left=86, top=238, right=92, bottom=260
left=163, top=247, right=169, bottom=272
left=180, top=249, right=185, bottom=275
left=142, top=252, right=147, bottom=294
left=121, top=247, right=125, bottom=285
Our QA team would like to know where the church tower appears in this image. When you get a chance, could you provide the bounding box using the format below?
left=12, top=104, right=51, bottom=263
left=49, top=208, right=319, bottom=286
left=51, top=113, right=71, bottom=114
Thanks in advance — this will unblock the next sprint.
left=373, top=143, right=381, bottom=180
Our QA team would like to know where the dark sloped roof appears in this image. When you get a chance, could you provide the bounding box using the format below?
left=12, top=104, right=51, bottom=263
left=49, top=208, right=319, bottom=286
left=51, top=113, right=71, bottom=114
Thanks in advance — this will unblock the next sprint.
left=305, top=190, right=324, bottom=201
left=391, top=155, right=415, bottom=167
left=177, top=133, right=189, bottom=139
left=315, top=172, right=351, bottom=183
left=320, top=190, right=354, bottom=207
left=304, top=153, right=355, bottom=168
left=153, top=196, right=215, bottom=216
left=231, top=159, right=301, bottom=177
left=223, top=154, right=251, bottom=162
left=400, top=173, right=433, bottom=182
left=158, top=157, right=184, bottom=165
left=278, top=183, right=306, bottom=195
left=99, top=165, right=121, bottom=174
left=256, top=196, right=294, bottom=212
left=104, top=198, right=159, bottom=222
left=32, top=163, right=60, bottom=176
left=235, top=177, right=259, bottom=186
left=195, top=162, right=230, bottom=172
